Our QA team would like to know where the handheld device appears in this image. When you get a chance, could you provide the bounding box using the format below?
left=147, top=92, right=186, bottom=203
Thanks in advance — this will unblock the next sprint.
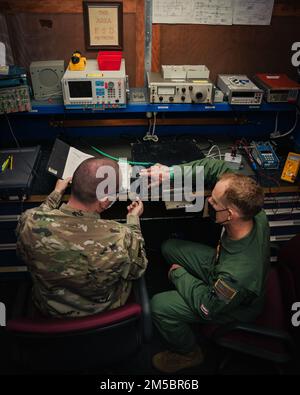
left=251, top=141, right=280, bottom=169
left=281, top=152, right=300, bottom=183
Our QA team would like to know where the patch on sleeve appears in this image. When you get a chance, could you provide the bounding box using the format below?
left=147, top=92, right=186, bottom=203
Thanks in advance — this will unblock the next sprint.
left=200, top=303, right=210, bottom=316
left=214, top=278, right=237, bottom=303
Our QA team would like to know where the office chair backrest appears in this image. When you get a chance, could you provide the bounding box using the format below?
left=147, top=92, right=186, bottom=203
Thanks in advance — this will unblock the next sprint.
left=277, top=234, right=300, bottom=343
left=5, top=276, right=152, bottom=372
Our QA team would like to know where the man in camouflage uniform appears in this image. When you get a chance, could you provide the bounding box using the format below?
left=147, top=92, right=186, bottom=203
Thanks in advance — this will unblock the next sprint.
left=16, top=158, right=148, bottom=318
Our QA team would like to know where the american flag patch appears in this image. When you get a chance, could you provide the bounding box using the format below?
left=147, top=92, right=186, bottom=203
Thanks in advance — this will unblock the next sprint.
left=200, top=303, right=209, bottom=316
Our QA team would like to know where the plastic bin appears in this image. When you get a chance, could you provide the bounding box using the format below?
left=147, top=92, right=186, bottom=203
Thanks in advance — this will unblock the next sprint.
left=97, top=51, right=122, bottom=70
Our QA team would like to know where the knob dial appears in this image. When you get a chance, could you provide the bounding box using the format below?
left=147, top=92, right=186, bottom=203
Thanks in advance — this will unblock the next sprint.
left=169, top=97, right=174, bottom=102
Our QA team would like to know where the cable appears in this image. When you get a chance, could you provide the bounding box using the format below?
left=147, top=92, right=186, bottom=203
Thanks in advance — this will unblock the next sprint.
left=270, top=108, right=299, bottom=139
left=3, top=113, right=43, bottom=212
left=235, top=138, right=258, bottom=171
left=4, top=113, right=40, bottom=180
left=274, top=111, right=279, bottom=135
left=205, top=144, right=222, bottom=160
left=35, top=92, right=63, bottom=101
left=90, top=145, right=154, bottom=166
left=152, top=112, right=157, bottom=137
left=206, top=154, right=226, bottom=160
left=143, top=112, right=159, bottom=142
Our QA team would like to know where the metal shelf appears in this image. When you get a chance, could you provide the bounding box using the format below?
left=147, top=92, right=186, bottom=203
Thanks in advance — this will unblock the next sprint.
left=28, top=99, right=297, bottom=115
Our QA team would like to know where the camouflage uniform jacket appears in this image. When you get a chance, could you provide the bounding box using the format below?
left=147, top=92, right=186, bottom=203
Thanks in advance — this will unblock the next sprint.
left=16, top=190, right=148, bottom=318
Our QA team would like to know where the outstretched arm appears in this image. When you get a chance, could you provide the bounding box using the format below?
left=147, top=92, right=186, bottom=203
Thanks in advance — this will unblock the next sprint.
left=140, top=158, right=232, bottom=189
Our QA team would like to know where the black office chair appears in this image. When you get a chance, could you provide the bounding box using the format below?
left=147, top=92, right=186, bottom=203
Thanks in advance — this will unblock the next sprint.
left=5, top=275, right=152, bottom=372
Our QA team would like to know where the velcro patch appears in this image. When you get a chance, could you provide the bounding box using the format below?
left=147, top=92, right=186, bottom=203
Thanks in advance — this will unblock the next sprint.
left=214, top=278, right=237, bottom=303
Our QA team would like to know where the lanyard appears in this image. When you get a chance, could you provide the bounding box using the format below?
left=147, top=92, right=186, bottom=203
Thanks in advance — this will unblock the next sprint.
left=214, top=227, right=225, bottom=264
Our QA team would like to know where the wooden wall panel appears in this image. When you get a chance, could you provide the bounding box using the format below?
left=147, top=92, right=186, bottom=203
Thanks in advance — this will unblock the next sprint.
left=0, top=0, right=137, bottom=14
left=274, top=1, right=300, bottom=16
left=5, top=12, right=137, bottom=87
left=1, top=0, right=300, bottom=89
left=1, top=0, right=300, bottom=16
left=151, top=24, right=160, bottom=72
left=158, top=16, right=300, bottom=82
left=0, top=0, right=145, bottom=87
left=0, top=13, right=14, bottom=63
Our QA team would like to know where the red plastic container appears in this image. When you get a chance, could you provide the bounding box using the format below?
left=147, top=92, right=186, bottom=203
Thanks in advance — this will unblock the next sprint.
left=97, top=51, right=122, bottom=70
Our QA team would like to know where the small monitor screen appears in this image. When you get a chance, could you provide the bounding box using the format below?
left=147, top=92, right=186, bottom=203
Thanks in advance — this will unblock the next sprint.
left=158, top=86, right=176, bottom=95
left=260, top=150, right=271, bottom=154
left=272, top=90, right=289, bottom=95
left=68, top=81, right=92, bottom=98
left=232, top=91, right=255, bottom=97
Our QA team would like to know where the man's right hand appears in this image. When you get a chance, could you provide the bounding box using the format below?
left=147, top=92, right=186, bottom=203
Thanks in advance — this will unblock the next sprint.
left=127, top=198, right=144, bottom=217
left=54, top=177, right=72, bottom=194
left=139, top=163, right=170, bottom=187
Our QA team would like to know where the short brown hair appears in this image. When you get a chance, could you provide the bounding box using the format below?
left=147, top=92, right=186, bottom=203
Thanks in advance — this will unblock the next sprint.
left=219, top=173, right=264, bottom=220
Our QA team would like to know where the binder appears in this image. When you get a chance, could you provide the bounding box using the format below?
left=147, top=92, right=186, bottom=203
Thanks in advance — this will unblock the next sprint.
left=47, top=139, right=93, bottom=179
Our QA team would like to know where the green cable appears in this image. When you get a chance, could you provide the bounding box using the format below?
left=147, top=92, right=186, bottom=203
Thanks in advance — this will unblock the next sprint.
left=90, top=145, right=154, bottom=166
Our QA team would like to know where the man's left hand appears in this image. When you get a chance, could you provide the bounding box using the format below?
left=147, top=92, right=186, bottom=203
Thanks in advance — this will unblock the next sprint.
left=54, top=177, right=72, bottom=194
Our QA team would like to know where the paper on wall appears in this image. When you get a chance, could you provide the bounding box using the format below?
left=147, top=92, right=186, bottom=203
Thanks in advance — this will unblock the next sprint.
left=153, top=0, right=274, bottom=26
left=233, top=0, right=274, bottom=25
left=153, top=0, right=233, bottom=25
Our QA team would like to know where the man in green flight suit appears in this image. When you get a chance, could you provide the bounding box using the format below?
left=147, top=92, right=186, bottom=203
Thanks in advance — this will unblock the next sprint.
left=142, top=158, right=269, bottom=373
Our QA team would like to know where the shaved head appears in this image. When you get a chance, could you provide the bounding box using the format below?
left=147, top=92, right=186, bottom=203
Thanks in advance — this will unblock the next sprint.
left=71, top=158, right=120, bottom=204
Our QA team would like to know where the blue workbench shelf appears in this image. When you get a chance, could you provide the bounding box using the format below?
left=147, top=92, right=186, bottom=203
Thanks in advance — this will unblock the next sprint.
left=29, top=100, right=297, bottom=115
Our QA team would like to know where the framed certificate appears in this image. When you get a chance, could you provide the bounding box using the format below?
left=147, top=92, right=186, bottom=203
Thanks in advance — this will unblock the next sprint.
left=83, top=1, right=123, bottom=50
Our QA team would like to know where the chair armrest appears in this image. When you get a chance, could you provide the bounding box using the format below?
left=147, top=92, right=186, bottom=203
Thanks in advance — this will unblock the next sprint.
left=133, top=275, right=152, bottom=343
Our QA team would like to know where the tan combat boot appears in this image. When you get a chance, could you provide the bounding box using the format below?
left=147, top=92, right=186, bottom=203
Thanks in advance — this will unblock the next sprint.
left=152, top=346, right=204, bottom=373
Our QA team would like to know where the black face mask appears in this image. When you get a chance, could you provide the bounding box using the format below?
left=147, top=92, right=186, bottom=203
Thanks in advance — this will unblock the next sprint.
left=208, top=201, right=230, bottom=225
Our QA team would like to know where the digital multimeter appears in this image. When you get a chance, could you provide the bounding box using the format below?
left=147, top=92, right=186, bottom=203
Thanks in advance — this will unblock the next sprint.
left=281, top=152, right=300, bottom=183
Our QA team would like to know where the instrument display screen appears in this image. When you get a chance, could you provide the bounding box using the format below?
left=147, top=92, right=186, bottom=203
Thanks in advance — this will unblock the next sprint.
left=158, top=86, right=176, bottom=95
left=232, top=91, right=256, bottom=97
left=69, top=81, right=92, bottom=98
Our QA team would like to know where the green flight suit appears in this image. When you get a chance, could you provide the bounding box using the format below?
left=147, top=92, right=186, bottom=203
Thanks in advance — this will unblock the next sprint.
left=151, top=158, right=270, bottom=354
